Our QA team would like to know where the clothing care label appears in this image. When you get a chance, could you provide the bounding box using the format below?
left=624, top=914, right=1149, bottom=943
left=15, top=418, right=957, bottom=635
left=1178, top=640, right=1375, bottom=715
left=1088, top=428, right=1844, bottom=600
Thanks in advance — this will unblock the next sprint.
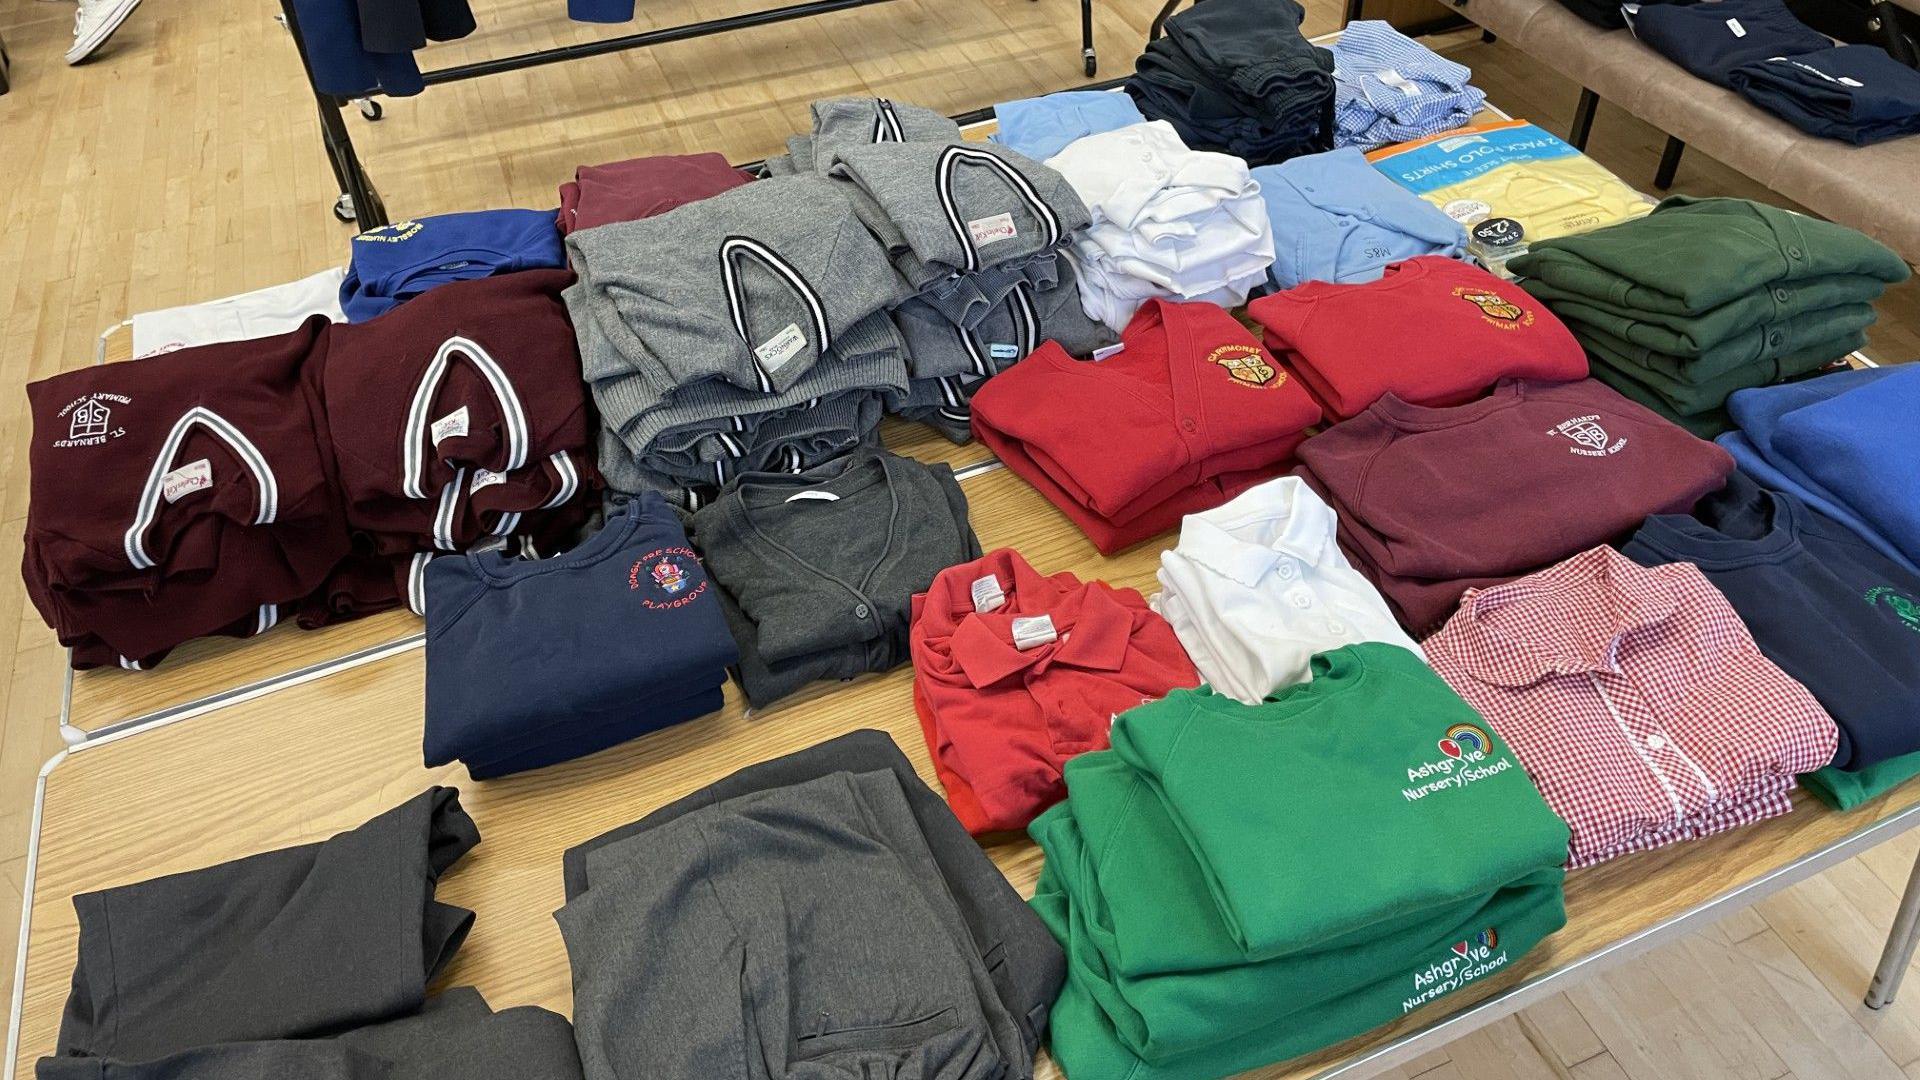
left=989, top=343, right=1022, bottom=361
left=431, top=406, right=471, bottom=445
left=971, top=574, right=1007, bottom=613
left=967, top=213, right=1019, bottom=247
left=784, top=489, right=841, bottom=504
left=1726, top=17, right=1747, bottom=36
left=1011, top=614, right=1057, bottom=650
left=1377, top=68, right=1423, bottom=97
left=755, top=323, right=808, bottom=373
left=469, top=468, right=507, bottom=493
left=1091, top=343, right=1127, bottom=362
left=160, top=458, right=213, bottom=503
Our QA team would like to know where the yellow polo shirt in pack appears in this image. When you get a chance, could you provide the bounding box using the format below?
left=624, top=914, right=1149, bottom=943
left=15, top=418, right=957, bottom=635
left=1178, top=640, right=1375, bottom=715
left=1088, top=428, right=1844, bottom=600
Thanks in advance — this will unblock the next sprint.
left=1367, top=119, right=1653, bottom=246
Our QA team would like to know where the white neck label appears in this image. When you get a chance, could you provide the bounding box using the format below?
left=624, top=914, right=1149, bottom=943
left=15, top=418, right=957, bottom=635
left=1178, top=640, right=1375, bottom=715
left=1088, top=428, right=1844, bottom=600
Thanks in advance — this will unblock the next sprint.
left=968, top=213, right=1018, bottom=247
left=756, top=324, right=808, bottom=373
left=431, top=405, right=470, bottom=445
left=971, top=575, right=1006, bottom=613
left=161, top=459, right=213, bottom=504
left=1012, top=614, right=1057, bottom=650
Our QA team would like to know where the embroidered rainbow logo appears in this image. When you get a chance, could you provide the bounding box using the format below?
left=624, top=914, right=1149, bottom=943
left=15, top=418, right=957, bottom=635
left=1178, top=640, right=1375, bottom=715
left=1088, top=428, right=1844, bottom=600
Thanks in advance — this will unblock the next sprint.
left=1451, top=928, right=1498, bottom=958
left=1437, top=722, right=1491, bottom=760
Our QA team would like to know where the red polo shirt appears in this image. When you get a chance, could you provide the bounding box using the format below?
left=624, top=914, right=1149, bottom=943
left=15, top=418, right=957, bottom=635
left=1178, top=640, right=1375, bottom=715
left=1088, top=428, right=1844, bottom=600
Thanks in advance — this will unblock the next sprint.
left=1248, top=257, right=1588, bottom=421
left=970, top=299, right=1321, bottom=554
left=911, top=548, right=1200, bottom=834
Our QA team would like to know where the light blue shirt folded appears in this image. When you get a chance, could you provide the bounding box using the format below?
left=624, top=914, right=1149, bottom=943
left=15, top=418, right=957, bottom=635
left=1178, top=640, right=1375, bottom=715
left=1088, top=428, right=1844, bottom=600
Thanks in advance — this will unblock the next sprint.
left=1249, top=147, right=1466, bottom=290
left=1330, top=21, right=1486, bottom=147
left=991, top=91, right=1146, bottom=163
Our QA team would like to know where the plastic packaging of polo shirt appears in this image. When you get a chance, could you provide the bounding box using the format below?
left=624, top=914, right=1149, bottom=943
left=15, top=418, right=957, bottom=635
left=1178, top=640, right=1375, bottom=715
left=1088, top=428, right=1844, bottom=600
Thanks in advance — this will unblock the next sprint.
left=1366, top=120, right=1654, bottom=275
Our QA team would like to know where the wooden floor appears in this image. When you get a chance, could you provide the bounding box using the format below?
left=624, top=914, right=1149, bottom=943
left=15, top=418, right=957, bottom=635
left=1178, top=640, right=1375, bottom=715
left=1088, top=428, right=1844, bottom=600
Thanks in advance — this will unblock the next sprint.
left=0, top=0, right=1915, bottom=1075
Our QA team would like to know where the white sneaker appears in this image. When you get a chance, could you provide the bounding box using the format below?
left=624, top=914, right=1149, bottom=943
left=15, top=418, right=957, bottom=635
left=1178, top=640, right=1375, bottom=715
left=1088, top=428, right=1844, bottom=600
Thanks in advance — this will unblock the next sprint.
left=66, top=0, right=144, bottom=64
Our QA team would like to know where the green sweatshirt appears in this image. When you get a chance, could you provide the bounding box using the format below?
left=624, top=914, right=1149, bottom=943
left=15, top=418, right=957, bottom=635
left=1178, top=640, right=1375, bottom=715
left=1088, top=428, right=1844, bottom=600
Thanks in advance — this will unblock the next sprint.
left=1802, top=753, right=1920, bottom=812
left=1029, top=644, right=1570, bottom=1079
left=1520, top=273, right=1890, bottom=363
left=1583, top=331, right=1865, bottom=416
left=1540, top=295, right=1876, bottom=385
left=1507, top=196, right=1909, bottom=316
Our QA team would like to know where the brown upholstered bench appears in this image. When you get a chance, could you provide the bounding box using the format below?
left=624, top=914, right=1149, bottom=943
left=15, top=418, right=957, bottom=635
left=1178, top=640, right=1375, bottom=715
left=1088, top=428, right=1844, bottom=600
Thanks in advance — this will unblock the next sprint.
left=1365, top=0, right=1920, bottom=263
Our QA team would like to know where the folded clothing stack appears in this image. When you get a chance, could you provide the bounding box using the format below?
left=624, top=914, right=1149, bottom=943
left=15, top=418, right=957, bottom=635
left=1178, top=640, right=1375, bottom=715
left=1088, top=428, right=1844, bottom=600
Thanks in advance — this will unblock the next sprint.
left=1249, top=255, right=1587, bottom=420
left=1730, top=45, right=1920, bottom=145
left=764, top=97, right=1112, bottom=441
left=341, top=209, right=566, bottom=322
left=1630, top=0, right=1920, bottom=144
left=687, top=448, right=980, bottom=707
left=1427, top=547, right=1838, bottom=866
left=1046, top=120, right=1275, bottom=331
left=910, top=548, right=1199, bottom=835
left=37, top=788, right=585, bottom=1080
left=1625, top=471, right=1920, bottom=811
left=1511, top=196, right=1910, bottom=436
left=22, top=269, right=601, bottom=670
left=972, top=299, right=1321, bottom=554
left=317, top=269, right=599, bottom=562
left=565, top=175, right=911, bottom=506
left=1294, top=378, right=1735, bottom=634
left=558, top=731, right=1064, bottom=1080
left=1030, top=642, right=1570, bottom=1080
left=1329, top=21, right=1486, bottom=147
left=131, top=266, right=347, bottom=359
left=423, top=494, right=736, bottom=779
left=1126, top=0, right=1335, bottom=165
left=26, top=319, right=347, bottom=670
left=1153, top=476, right=1422, bottom=704
left=828, top=131, right=1108, bottom=440
left=1720, top=365, right=1920, bottom=574
left=1250, top=146, right=1466, bottom=290
left=1629, top=0, right=1833, bottom=89
left=991, top=89, right=1146, bottom=162
left=764, top=95, right=964, bottom=175
left=556, top=151, right=754, bottom=235
left=1367, top=120, right=1655, bottom=262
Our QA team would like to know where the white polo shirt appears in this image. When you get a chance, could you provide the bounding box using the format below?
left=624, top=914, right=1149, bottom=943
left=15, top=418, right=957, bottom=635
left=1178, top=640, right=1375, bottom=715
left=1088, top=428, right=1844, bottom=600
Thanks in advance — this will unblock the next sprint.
left=131, top=267, right=347, bottom=359
left=1046, top=121, right=1275, bottom=332
left=1153, top=476, right=1423, bottom=704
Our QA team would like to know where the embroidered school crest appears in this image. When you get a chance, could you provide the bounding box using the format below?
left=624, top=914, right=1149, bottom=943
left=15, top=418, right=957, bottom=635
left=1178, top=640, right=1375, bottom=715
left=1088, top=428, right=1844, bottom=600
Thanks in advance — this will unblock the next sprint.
left=651, top=558, right=688, bottom=595
left=1438, top=722, right=1491, bottom=760
left=1866, top=587, right=1920, bottom=634
left=1453, top=286, right=1532, bottom=329
left=629, top=547, right=709, bottom=610
left=1206, top=344, right=1283, bottom=388
left=1549, top=414, right=1627, bottom=456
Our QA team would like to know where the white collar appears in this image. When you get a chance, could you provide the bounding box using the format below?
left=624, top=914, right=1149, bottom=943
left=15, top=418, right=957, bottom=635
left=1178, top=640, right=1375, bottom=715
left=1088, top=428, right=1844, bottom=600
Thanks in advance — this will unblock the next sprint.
left=1173, top=477, right=1336, bottom=588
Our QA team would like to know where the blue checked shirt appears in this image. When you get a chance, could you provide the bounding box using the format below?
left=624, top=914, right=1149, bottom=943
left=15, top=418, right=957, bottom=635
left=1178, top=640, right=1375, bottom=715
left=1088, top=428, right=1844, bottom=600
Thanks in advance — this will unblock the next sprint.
left=1330, top=21, right=1487, bottom=147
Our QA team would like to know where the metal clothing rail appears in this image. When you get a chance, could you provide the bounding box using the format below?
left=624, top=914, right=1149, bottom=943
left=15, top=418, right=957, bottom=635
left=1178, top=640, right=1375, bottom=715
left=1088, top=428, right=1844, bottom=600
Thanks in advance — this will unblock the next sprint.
left=276, top=0, right=1143, bottom=230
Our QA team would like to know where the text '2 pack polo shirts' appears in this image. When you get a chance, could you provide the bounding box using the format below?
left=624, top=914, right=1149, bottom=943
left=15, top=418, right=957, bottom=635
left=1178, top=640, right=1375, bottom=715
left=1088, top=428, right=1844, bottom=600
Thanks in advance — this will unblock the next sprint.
left=1625, top=470, right=1920, bottom=802
left=971, top=299, right=1321, bottom=554
left=1029, top=642, right=1569, bottom=1080
left=689, top=449, right=981, bottom=708
left=911, top=548, right=1200, bottom=835
left=1248, top=255, right=1588, bottom=421
left=1295, top=377, right=1735, bottom=634
left=1426, top=546, right=1839, bottom=867
left=423, top=493, right=737, bottom=779
left=1153, top=476, right=1422, bottom=704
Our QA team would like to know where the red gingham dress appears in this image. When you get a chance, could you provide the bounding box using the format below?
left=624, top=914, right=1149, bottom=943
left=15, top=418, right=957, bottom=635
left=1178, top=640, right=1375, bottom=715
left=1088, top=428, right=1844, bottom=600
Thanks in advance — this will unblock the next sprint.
left=1424, top=546, right=1839, bottom=869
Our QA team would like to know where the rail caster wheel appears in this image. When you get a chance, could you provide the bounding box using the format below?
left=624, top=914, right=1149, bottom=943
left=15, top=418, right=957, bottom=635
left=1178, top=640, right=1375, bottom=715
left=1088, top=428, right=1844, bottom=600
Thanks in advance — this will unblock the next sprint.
left=358, top=98, right=383, bottom=121
left=333, top=193, right=357, bottom=223
left=1084, top=49, right=1097, bottom=76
